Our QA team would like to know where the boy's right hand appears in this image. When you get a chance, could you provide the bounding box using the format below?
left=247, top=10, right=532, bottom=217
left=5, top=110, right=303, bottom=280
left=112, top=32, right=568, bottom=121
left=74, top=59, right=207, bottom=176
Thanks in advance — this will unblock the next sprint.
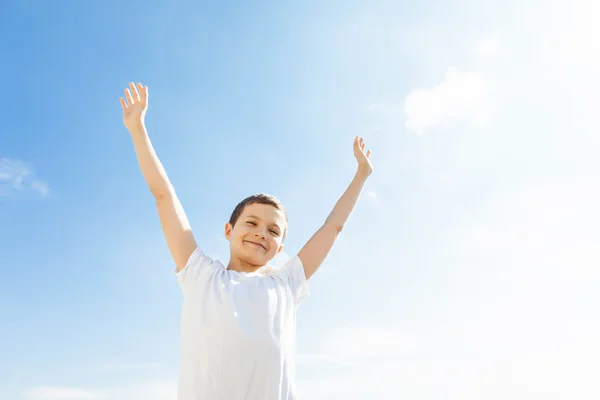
left=120, top=82, right=148, bottom=130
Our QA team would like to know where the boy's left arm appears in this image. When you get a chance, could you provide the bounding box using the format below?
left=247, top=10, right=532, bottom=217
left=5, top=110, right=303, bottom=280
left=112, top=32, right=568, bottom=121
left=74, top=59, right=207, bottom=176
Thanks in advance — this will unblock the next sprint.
left=298, top=137, right=372, bottom=280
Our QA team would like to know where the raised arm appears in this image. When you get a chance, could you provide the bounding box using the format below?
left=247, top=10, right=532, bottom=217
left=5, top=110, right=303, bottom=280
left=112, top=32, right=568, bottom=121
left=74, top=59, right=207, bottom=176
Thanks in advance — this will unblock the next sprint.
left=297, top=137, right=372, bottom=280
left=120, top=82, right=197, bottom=271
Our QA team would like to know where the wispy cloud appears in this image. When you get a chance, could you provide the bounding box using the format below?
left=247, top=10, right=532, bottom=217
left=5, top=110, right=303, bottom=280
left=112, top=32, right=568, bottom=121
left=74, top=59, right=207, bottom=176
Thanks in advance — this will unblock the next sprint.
left=101, top=381, right=176, bottom=400
left=0, top=157, right=50, bottom=198
left=297, top=352, right=365, bottom=367
left=404, top=67, right=492, bottom=133
left=23, top=381, right=177, bottom=400
left=299, top=351, right=598, bottom=400
left=94, top=362, right=161, bottom=372
left=296, top=174, right=600, bottom=399
left=366, top=104, right=386, bottom=112
left=323, top=327, right=415, bottom=358
left=24, top=386, right=104, bottom=400
left=300, top=316, right=599, bottom=398
left=476, top=36, right=500, bottom=58
left=30, top=180, right=51, bottom=198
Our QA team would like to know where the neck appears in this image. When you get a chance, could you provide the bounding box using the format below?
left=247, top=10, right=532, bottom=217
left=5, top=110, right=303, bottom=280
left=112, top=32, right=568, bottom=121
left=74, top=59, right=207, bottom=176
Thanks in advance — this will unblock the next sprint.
left=227, top=255, right=264, bottom=273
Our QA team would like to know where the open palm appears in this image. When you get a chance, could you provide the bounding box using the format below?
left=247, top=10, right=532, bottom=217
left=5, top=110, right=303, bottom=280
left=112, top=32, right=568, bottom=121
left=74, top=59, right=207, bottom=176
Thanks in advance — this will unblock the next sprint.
left=120, top=82, right=148, bottom=129
left=353, top=136, right=373, bottom=176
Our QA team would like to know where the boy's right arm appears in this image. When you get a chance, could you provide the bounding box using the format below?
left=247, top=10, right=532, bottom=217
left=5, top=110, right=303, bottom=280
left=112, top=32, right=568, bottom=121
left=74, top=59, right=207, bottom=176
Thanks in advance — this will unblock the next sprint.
left=121, top=82, right=197, bottom=271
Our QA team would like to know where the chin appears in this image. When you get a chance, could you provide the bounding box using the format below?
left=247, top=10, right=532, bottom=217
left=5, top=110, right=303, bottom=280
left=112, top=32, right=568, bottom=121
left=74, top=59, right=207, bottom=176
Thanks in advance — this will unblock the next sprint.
left=240, top=252, right=270, bottom=267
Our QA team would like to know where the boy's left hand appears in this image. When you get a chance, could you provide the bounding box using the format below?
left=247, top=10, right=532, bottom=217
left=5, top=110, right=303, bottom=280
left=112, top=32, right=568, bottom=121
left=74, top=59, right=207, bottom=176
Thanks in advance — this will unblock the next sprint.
left=353, top=136, right=373, bottom=177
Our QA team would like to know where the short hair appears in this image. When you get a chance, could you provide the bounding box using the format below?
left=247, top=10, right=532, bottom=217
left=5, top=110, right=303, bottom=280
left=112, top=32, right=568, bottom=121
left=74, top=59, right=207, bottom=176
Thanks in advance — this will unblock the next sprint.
left=229, top=193, right=288, bottom=238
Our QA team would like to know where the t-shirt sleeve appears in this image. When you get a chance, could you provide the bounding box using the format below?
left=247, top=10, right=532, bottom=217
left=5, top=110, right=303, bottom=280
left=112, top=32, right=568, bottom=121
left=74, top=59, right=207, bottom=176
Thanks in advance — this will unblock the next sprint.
left=175, top=246, right=216, bottom=293
left=273, top=255, right=310, bottom=306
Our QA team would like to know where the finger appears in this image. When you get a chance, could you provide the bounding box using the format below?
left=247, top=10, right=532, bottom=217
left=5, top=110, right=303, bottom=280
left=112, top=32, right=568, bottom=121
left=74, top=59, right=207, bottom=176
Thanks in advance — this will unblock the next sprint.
left=119, top=97, right=127, bottom=110
left=129, top=82, right=140, bottom=102
left=124, top=88, right=134, bottom=106
left=361, top=142, right=365, bottom=151
left=366, top=149, right=371, bottom=158
left=137, top=82, right=147, bottom=99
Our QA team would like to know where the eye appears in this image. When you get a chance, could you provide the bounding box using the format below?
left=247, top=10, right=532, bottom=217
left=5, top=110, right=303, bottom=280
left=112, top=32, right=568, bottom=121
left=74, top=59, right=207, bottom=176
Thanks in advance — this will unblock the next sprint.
left=247, top=221, right=257, bottom=226
left=269, top=229, right=279, bottom=236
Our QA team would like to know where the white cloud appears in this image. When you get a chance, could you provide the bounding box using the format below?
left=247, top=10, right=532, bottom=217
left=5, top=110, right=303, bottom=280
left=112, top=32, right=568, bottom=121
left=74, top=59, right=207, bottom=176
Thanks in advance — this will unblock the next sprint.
left=100, top=382, right=176, bottom=400
left=23, top=382, right=177, bottom=400
left=299, top=322, right=600, bottom=399
left=454, top=177, right=600, bottom=281
left=0, top=158, right=30, bottom=189
left=0, top=157, right=50, bottom=198
left=95, top=362, right=161, bottom=371
left=297, top=352, right=364, bottom=367
left=298, top=351, right=599, bottom=400
left=24, top=387, right=103, bottom=400
left=476, top=36, right=500, bottom=57
left=30, top=180, right=51, bottom=198
left=297, top=175, right=600, bottom=399
left=366, top=103, right=385, bottom=112
left=366, top=191, right=376, bottom=198
left=404, top=67, right=492, bottom=133
left=321, top=326, right=418, bottom=359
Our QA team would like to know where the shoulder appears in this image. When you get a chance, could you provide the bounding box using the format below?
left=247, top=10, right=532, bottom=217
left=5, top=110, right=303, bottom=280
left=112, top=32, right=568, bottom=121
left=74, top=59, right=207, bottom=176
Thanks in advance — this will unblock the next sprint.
left=268, top=255, right=309, bottom=303
left=176, top=246, right=224, bottom=288
left=267, top=254, right=303, bottom=277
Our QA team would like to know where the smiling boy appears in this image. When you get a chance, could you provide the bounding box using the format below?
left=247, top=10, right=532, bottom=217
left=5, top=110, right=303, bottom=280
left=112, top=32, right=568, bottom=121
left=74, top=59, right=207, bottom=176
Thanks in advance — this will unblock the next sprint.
left=120, top=82, right=373, bottom=400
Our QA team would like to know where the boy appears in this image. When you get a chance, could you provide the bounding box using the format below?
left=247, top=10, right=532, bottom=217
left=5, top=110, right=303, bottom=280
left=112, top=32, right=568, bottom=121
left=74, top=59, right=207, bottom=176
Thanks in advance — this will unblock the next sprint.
left=120, top=82, right=372, bottom=399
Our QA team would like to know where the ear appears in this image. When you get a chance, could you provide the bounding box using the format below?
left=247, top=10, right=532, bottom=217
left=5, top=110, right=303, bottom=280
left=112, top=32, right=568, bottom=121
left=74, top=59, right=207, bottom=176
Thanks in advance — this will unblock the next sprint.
left=224, top=222, right=233, bottom=241
left=275, top=243, right=284, bottom=256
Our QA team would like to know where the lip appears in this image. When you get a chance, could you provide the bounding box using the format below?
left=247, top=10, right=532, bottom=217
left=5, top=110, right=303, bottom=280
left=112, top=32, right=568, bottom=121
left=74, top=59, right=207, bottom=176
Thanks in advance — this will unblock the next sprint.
left=244, top=240, right=266, bottom=250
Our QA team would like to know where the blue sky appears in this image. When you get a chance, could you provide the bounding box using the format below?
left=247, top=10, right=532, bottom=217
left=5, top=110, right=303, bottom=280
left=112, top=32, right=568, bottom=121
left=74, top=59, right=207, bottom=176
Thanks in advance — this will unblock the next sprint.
left=1, top=0, right=599, bottom=398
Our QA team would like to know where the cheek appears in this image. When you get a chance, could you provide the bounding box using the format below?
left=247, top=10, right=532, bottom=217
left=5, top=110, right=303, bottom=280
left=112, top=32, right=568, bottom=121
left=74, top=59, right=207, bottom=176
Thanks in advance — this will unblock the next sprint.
left=235, top=225, right=250, bottom=236
left=231, top=229, right=247, bottom=245
left=269, top=237, right=282, bottom=251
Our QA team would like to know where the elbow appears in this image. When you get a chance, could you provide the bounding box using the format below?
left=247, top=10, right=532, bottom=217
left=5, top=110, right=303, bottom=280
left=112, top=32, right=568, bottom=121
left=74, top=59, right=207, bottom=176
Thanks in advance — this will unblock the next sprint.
left=328, top=222, right=344, bottom=234
left=324, top=215, right=344, bottom=233
left=151, top=185, right=174, bottom=201
left=153, top=190, right=169, bottom=201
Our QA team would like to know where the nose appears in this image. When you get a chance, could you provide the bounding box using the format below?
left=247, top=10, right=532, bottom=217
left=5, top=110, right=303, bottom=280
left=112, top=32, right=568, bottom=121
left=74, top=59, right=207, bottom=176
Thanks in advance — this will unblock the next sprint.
left=253, top=230, right=266, bottom=239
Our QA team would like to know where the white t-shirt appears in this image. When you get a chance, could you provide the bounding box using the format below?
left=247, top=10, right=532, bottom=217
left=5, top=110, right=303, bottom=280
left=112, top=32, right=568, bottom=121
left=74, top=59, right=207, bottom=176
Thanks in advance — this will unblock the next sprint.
left=175, top=247, right=310, bottom=400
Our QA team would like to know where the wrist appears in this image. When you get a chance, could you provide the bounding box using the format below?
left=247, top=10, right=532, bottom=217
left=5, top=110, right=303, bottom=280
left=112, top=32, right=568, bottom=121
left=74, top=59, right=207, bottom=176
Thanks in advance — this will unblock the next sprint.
left=355, top=167, right=371, bottom=181
left=127, top=119, right=146, bottom=134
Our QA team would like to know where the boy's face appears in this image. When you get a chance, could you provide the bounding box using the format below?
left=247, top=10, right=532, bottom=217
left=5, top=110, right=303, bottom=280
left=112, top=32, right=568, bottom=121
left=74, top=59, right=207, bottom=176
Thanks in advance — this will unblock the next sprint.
left=225, top=203, right=286, bottom=267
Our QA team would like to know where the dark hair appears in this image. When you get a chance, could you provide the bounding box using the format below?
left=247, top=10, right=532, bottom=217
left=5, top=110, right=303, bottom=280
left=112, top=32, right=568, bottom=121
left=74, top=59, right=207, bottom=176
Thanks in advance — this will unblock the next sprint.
left=229, top=193, right=288, bottom=238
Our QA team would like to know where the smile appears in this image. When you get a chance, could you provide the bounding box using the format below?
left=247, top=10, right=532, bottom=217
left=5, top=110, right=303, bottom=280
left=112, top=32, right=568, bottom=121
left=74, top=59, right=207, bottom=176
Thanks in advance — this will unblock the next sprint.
left=245, top=240, right=266, bottom=250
